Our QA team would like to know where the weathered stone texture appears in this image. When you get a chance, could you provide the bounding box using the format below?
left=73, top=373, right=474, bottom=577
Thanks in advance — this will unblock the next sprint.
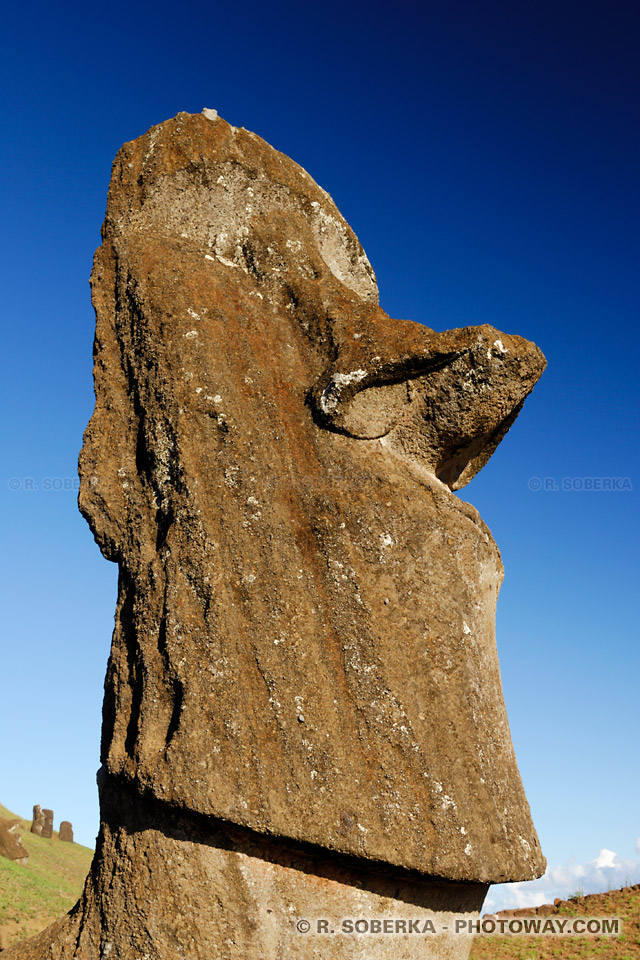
left=5, top=110, right=546, bottom=959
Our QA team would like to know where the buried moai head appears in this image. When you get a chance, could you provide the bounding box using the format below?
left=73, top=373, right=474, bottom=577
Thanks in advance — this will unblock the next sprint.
left=0, top=819, right=29, bottom=865
left=31, top=805, right=54, bottom=839
left=30, top=804, right=44, bottom=836
left=59, top=821, right=74, bottom=843
left=41, top=809, right=54, bottom=839
left=79, top=111, right=546, bottom=884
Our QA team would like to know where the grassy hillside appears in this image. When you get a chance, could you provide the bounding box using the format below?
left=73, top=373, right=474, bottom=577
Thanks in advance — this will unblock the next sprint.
left=471, top=885, right=640, bottom=960
left=0, top=803, right=93, bottom=950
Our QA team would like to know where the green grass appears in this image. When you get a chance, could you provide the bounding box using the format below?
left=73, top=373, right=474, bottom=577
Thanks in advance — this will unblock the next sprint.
left=0, top=802, right=94, bottom=948
left=470, top=886, right=640, bottom=960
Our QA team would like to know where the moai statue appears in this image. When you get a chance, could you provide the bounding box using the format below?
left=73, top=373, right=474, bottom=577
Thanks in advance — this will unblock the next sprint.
left=30, top=804, right=44, bottom=836
left=41, top=809, right=54, bottom=839
left=6, top=111, right=547, bottom=960
left=59, top=821, right=74, bottom=843
left=0, top=819, right=29, bottom=866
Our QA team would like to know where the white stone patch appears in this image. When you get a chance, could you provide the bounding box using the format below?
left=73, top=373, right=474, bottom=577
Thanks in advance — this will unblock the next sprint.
left=184, top=330, right=198, bottom=339
left=143, top=130, right=158, bottom=164
left=187, top=308, right=201, bottom=322
left=465, top=843, right=472, bottom=856
left=204, top=254, right=216, bottom=261
left=213, top=395, right=223, bottom=403
left=224, top=466, right=239, bottom=487
left=488, top=339, right=509, bottom=360
left=319, top=369, right=367, bottom=414
left=202, top=107, right=218, bottom=121
left=195, top=387, right=203, bottom=394
left=216, top=254, right=239, bottom=269
left=462, top=621, right=472, bottom=635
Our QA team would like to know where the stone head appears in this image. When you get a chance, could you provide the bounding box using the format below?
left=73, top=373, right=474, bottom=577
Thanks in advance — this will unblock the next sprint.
left=79, top=111, right=546, bottom=883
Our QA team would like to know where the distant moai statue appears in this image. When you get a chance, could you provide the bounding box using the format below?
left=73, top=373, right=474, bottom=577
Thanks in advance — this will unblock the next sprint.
left=0, top=818, right=29, bottom=866
left=41, top=808, right=54, bottom=839
left=30, top=804, right=44, bottom=835
left=59, top=821, right=74, bottom=843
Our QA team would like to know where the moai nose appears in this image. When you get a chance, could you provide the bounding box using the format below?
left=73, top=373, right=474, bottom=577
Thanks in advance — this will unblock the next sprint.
left=311, top=309, right=546, bottom=489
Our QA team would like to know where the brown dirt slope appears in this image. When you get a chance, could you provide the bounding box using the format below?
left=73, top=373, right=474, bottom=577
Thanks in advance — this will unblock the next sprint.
left=0, top=803, right=93, bottom=952
left=471, top=885, right=640, bottom=959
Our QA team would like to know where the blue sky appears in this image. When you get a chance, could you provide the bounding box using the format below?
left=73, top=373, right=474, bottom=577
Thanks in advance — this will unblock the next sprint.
left=1, top=0, right=638, bottom=910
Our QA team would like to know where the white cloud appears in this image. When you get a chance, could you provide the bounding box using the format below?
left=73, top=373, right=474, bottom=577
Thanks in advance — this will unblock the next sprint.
left=484, top=843, right=640, bottom=914
left=594, top=848, right=618, bottom=869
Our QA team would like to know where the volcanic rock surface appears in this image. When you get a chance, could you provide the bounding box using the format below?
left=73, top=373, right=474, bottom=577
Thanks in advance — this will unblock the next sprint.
left=6, top=110, right=546, bottom=960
